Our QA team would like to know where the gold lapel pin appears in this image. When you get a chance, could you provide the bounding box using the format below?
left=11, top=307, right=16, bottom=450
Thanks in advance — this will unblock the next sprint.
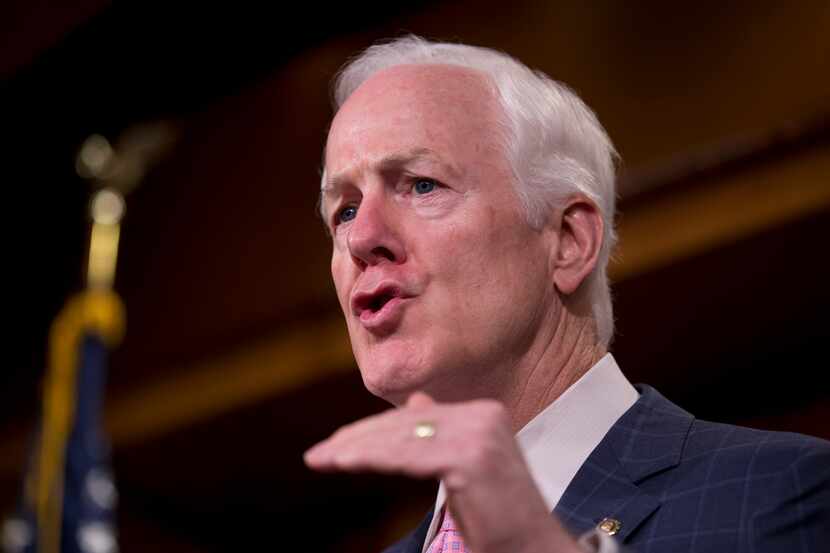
left=597, top=517, right=622, bottom=536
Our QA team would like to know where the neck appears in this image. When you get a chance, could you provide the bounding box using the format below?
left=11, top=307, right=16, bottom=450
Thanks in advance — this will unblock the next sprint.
left=501, top=308, right=606, bottom=433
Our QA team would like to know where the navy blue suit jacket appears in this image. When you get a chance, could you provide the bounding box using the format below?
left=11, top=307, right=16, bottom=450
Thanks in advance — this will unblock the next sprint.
left=383, top=385, right=830, bottom=553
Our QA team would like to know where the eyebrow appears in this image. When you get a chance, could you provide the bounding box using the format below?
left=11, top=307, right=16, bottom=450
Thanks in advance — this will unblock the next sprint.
left=320, top=147, right=461, bottom=195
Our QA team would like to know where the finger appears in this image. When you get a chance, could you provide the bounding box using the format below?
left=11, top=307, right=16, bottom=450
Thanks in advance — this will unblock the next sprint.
left=305, top=404, right=450, bottom=475
left=307, top=392, right=442, bottom=463
left=304, top=406, right=418, bottom=466
left=305, top=405, right=399, bottom=454
left=306, top=420, right=447, bottom=478
left=406, top=391, right=435, bottom=409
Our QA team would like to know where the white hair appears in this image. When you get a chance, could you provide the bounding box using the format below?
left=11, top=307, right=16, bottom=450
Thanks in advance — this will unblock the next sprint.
left=328, top=35, right=618, bottom=346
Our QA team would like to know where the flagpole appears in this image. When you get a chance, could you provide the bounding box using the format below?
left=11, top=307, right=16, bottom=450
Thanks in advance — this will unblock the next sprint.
left=87, top=189, right=125, bottom=292
left=34, top=136, right=128, bottom=553
left=4, top=123, right=176, bottom=553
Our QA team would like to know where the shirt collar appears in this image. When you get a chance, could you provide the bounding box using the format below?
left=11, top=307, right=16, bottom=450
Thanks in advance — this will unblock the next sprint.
left=422, top=353, right=638, bottom=552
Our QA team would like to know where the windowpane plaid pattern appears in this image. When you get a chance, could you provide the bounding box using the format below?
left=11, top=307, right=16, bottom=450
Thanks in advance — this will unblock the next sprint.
left=383, top=386, right=830, bottom=553
left=425, top=510, right=472, bottom=553
left=553, top=386, right=830, bottom=553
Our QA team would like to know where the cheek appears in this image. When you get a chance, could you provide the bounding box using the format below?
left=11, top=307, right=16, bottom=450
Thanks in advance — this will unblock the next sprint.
left=330, top=254, right=352, bottom=312
left=439, top=210, right=546, bottom=307
left=420, top=224, right=499, bottom=312
left=446, top=207, right=524, bottom=274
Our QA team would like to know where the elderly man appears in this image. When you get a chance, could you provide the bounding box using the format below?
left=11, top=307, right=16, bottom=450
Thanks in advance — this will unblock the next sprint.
left=304, top=36, right=830, bottom=553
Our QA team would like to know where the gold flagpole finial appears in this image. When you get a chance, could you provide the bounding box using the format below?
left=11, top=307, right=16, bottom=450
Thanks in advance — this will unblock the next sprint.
left=75, top=121, right=178, bottom=290
left=86, top=188, right=125, bottom=291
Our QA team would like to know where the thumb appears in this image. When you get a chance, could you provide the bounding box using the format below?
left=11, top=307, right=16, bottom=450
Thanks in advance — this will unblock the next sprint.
left=406, top=391, right=435, bottom=409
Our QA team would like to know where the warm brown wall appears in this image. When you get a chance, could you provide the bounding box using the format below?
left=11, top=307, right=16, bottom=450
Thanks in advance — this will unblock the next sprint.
left=2, top=2, right=829, bottom=551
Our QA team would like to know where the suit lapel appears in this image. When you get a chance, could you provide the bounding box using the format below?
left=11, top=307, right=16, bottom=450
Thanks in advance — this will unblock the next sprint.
left=383, top=508, right=433, bottom=553
left=389, top=387, right=694, bottom=550
left=554, top=385, right=694, bottom=543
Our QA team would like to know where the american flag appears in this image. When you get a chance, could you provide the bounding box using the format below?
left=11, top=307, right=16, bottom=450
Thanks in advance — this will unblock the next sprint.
left=4, top=291, right=124, bottom=553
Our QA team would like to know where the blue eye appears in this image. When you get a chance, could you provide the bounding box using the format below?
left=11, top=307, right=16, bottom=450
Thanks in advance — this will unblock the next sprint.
left=336, top=205, right=357, bottom=224
left=413, top=179, right=437, bottom=195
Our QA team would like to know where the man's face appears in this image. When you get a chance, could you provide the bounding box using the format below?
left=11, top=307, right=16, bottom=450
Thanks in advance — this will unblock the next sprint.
left=323, top=64, right=557, bottom=405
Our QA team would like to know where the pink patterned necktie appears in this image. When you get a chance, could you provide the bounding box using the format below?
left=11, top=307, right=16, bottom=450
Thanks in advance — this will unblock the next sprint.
left=426, top=509, right=472, bottom=553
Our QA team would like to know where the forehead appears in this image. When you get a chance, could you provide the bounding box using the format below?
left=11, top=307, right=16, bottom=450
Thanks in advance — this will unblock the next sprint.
left=324, top=64, right=505, bottom=182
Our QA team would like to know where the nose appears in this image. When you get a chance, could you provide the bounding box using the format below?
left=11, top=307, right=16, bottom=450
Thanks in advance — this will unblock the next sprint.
left=346, top=196, right=406, bottom=268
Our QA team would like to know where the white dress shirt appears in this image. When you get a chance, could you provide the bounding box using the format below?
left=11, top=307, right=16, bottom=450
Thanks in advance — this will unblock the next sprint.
left=421, top=353, right=639, bottom=553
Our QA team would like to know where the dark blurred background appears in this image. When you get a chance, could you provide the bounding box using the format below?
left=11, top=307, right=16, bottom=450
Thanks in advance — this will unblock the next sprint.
left=2, top=1, right=829, bottom=551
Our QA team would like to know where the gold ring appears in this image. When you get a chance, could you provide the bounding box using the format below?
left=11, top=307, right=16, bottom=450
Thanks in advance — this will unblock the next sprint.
left=414, top=422, right=436, bottom=439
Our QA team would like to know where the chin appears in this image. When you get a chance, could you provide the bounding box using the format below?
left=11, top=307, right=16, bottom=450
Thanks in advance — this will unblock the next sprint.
left=357, top=351, right=432, bottom=406
left=359, top=366, right=414, bottom=406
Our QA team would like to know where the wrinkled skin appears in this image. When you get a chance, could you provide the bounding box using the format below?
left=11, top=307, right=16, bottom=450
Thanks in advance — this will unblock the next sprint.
left=308, top=63, right=602, bottom=553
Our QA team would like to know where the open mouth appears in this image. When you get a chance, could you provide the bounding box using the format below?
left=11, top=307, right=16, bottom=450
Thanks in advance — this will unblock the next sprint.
left=368, top=291, right=395, bottom=312
left=352, top=285, right=403, bottom=317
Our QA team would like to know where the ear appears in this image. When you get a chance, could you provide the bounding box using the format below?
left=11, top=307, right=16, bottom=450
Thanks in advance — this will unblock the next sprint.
left=551, top=196, right=604, bottom=296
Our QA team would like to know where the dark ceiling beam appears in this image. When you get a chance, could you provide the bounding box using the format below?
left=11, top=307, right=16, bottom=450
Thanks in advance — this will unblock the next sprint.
left=2, top=137, right=827, bottom=478
left=614, top=141, right=830, bottom=281
left=619, top=112, right=830, bottom=198
left=0, top=1, right=109, bottom=80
